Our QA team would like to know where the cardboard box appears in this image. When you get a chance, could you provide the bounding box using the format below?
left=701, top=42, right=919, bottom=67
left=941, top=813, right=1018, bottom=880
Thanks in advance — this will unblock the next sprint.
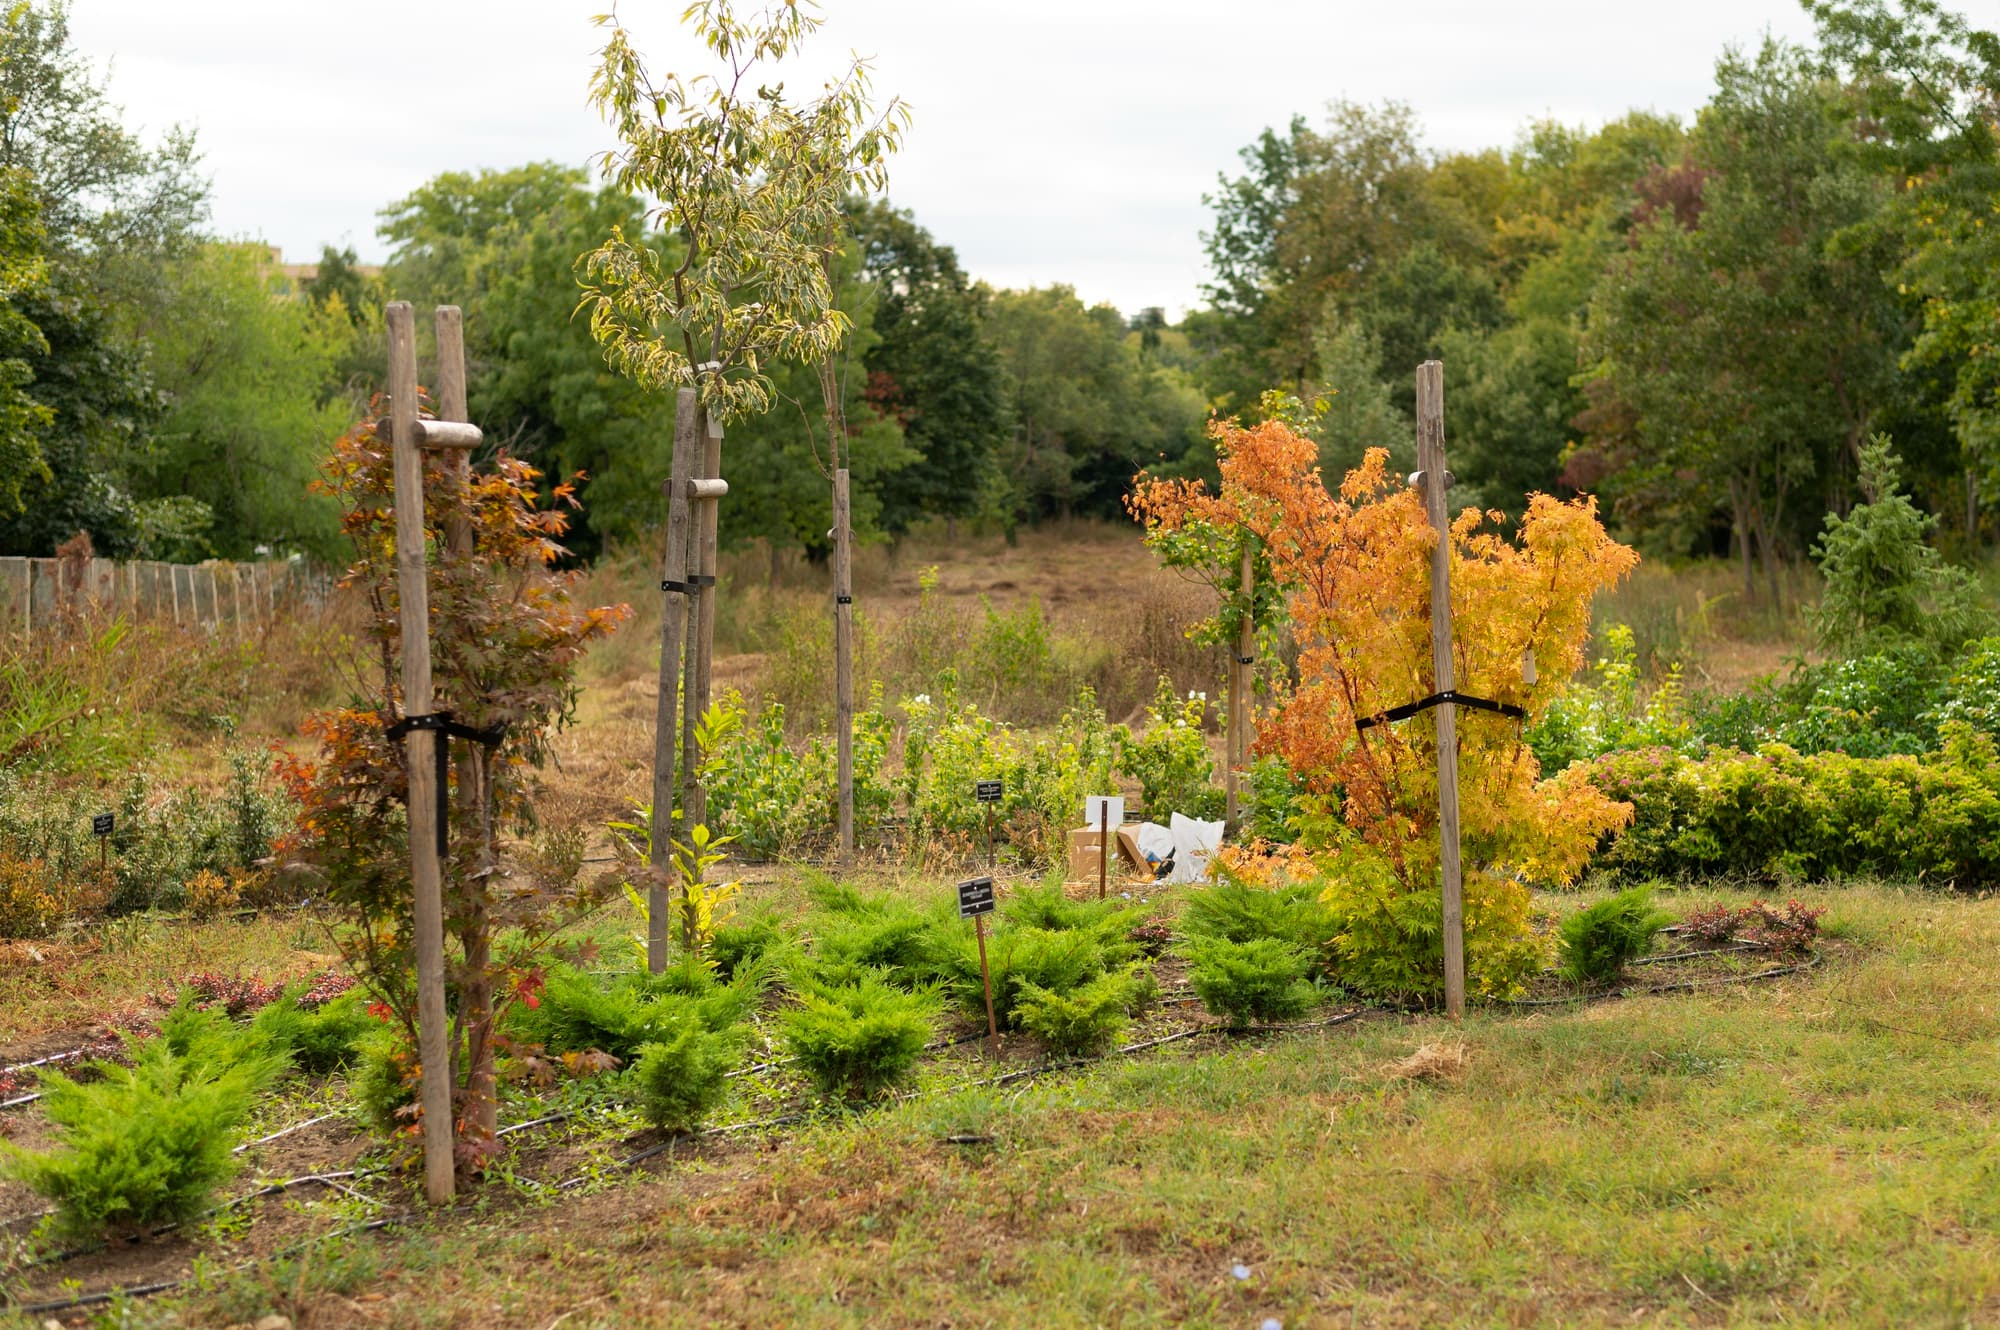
left=1066, top=824, right=1147, bottom=884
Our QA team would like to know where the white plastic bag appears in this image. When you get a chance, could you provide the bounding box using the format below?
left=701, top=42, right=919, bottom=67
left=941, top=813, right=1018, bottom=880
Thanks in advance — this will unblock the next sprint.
left=1135, top=821, right=1176, bottom=868
left=1167, top=812, right=1224, bottom=883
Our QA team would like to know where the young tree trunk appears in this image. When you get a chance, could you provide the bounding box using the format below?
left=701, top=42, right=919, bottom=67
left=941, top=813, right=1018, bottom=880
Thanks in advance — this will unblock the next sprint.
left=1728, top=476, right=1755, bottom=607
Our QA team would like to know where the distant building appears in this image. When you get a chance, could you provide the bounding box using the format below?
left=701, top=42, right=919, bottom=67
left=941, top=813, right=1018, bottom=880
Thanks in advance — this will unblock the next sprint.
left=262, top=245, right=383, bottom=290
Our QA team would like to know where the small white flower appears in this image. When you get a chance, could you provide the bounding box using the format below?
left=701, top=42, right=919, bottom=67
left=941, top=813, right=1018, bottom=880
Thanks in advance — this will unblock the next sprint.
left=913, top=694, right=930, bottom=706
left=1231, top=1264, right=1253, bottom=1281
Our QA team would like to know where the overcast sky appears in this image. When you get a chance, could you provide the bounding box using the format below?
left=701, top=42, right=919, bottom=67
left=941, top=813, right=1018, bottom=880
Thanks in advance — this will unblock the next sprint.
left=68, top=0, right=1820, bottom=318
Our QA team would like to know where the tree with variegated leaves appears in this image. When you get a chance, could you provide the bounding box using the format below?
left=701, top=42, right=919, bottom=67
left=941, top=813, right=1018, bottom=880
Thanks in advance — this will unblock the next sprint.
left=580, top=0, right=909, bottom=424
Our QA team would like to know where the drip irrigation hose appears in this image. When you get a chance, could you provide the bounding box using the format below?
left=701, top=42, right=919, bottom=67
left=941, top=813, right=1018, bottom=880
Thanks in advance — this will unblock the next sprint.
left=1502, top=955, right=1820, bottom=1008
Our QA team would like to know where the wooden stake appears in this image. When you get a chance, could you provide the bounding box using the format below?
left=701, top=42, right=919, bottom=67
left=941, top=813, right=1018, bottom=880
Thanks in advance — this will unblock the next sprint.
left=833, top=468, right=855, bottom=862
left=1098, top=799, right=1109, bottom=902
left=1226, top=542, right=1254, bottom=834
left=387, top=301, right=457, bottom=1203
left=1416, top=360, right=1465, bottom=1021
left=975, top=911, right=998, bottom=1058
left=680, top=412, right=724, bottom=843
left=648, top=390, right=699, bottom=973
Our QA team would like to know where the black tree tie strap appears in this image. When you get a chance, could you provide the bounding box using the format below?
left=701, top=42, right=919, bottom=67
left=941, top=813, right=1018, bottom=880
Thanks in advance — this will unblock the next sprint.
left=1355, top=690, right=1525, bottom=732
left=384, top=711, right=511, bottom=857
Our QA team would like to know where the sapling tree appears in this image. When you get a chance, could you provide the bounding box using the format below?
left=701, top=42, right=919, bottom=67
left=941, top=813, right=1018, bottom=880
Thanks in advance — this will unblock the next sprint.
left=582, top=0, right=908, bottom=945
left=279, top=409, right=628, bottom=1160
left=1133, top=419, right=1639, bottom=998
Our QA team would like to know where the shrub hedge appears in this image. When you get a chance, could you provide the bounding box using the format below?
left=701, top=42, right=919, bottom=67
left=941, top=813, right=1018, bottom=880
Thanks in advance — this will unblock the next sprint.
left=1584, top=724, right=2000, bottom=885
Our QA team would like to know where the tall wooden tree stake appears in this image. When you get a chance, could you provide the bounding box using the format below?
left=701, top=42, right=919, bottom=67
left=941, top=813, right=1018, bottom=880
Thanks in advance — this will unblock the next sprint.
left=679, top=404, right=727, bottom=902
left=1416, top=359, right=1466, bottom=1020
left=647, top=389, right=699, bottom=973
left=386, top=301, right=457, bottom=1202
left=832, top=467, right=855, bottom=860
left=1225, top=542, right=1254, bottom=833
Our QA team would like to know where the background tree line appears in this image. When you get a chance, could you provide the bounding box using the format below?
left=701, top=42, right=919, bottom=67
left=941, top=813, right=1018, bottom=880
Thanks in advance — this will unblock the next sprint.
left=1193, top=0, right=1997, bottom=604
left=2, top=0, right=1993, bottom=584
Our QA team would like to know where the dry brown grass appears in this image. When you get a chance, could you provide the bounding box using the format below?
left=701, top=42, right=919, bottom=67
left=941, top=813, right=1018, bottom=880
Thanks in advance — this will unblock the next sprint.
left=1387, top=1038, right=1470, bottom=1082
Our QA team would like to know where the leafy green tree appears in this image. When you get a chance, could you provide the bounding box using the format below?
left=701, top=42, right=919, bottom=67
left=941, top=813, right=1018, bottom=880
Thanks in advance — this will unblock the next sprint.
left=1582, top=40, right=1901, bottom=601
left=1354, top=240, right=1505, bottom=416
left=0, top=167, right=52, bottom=521
left=718, top=237, right=915, bottom=560
left=580, top=2, right=908, bottom=424
left=0, top=0, right=205, bottom=261
left=1441, top=319, right=1580, bottom=522
left=850, top=199, right=1008, bottom=535
left=1809, top=0, right=2000, bottom=537
left=126, top=243, right=353, bottom=560
left=0, top=0, right=207, bottom=555
left=380, top=163, right=676, bottom=556
left=1305, top=317, right=1406, bottom=476
left=984, top=286, right=1205, bottom=524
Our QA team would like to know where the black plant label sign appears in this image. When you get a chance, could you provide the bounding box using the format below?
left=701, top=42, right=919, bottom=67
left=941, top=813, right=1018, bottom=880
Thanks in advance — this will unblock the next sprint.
left=975, top=779, right=1003, bottom=804
left=91, top=812, right=114, bottom=837
left=957, top=876, right=996, bottom=918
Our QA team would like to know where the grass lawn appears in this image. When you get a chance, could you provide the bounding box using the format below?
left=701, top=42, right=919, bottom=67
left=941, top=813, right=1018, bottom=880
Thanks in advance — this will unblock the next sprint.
left=19, top=881, right=1974, bottom=1330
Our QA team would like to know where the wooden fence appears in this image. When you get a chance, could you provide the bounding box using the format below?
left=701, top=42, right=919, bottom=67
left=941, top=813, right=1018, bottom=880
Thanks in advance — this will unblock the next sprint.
left=0, top=556, right=332, bottom=634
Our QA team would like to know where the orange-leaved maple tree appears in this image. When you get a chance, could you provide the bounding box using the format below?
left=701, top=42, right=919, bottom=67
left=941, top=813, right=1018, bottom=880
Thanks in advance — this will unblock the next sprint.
left=278, top=402, right=629, bottom=1163
left=1132, top=417, right=1637, bottom=997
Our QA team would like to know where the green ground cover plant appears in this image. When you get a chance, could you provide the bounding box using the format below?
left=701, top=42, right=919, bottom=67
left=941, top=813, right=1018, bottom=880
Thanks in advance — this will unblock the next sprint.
left=2, top=1003, right=289, bottom=1241
left=782, top=973, right=939, bottom=1101
left=1558, top=886, right=1673, bottom=983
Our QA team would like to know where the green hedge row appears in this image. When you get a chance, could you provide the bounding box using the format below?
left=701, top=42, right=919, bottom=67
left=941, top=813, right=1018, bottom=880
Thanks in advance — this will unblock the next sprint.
left=1583, top=724, right=2000, bottom=886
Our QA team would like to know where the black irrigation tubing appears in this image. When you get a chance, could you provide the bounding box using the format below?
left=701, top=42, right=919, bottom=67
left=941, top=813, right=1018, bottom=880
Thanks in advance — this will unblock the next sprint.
left=1503, top=955, right=1821, bottom=1008
left=0, top=1047, right=89, bottom=1079
left=1627, top=942, right=1765, bottom=966
left=234, top=1110, right=342, bottom=1153
left=9, top=1212, right=407, bottom=1318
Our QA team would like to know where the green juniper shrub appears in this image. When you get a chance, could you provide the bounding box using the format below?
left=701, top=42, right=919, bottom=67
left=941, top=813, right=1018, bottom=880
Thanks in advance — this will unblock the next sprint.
left=1183, top=934, right=1317, bottom=1027
left=803, top=878, right=957, bottom=988
left=511, top=959, right=762, bottom=1061
left=941, top=925, right=1109, bottom=1028
left=628, top=1012, right=744, bottom=1133
left=782, top=973, right=939, bottom=1101
left=351, top=1027, right=420, bottom=1137
left=2, top=1003, right=289, bottom=1241
left=1013, top=963, right=1157, bottom=1057
left=1179, top=878, right=1341, bottom=980
left=249, top=989, right=375, bottom=1074
left=1001, top=881, right=1145, bottom=959
left=708, top=911, right=791, bottom=982
left=1558, top=887, right=1673, bottom=984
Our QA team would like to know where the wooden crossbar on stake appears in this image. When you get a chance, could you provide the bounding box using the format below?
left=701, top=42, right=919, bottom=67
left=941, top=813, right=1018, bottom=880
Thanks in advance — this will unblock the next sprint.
left=1414, top=359, right=1466, bottom=1021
